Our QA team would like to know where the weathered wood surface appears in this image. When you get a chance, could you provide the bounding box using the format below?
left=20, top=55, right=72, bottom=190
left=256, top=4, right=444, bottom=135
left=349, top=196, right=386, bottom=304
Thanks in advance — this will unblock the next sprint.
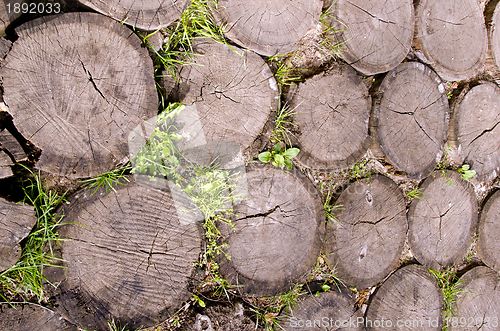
left=325, top=175, right=407, bottom=289
left=0, top=128, right=25, bottom=162
left=0, top=149, right=12, bottom=178
left=365, top=264, right=443, bottom=331
left=214, top=0, right=322, bottom=56
left=0, top=1, right=24, bottom=36
left=408, top=171, right=478, bottom=269
left=176, top=39, right=277, bottom=156
left=330, top=0, right=414, bottom=76
left=450, top=267, right=500, bottom=331
left=0, top=197, right=36, bottom=271
left=220, top=166, right=324, bottom=296
left=376, top=62, right=449, bottom=179
left=1, top=13, right=157, bottom=179
left=493, top=3, right=500, bottom=70
left=415, top=0, right=488, bottom=81
left=56, top=180, right=203, bottom=329
left=0, top=304, right=76, bottom=331
left=288, top=65, right=370, bottom=170
left=76, top=0, right=188, bottom=30
left=478, top=191, right=500, bottom=273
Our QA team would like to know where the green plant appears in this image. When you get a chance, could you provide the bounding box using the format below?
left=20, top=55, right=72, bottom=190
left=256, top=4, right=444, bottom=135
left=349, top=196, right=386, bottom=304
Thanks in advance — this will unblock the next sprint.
left=429, top=268, right=462, bottom=330
left=349, top=159, right=371, bottom=180
left=323, top=190, right=343, bottom=223
left=270, top=103, right=297, bottom=146
left=81, top=165, right=131, bottom=193
left=268, top=56, right=302, bottom=88
left=405, top=187, right=423, bottom=200
left=258, top=143, right=300, bottom=170
left=191, top=294, right=206, bottom=308
left=107, top=319, right=133, bottom=331
left=309, top=254, right=345, bottom=291
left=457, top=164, right=476, bottom=181
left=319, top=7, right=344, bottom=55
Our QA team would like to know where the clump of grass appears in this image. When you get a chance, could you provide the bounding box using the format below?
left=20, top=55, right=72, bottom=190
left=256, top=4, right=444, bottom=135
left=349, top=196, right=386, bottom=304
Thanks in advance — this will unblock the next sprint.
left=319, top=7, right=344, bottom=56
left=405, top=187, right=423, bottom=200
left=349, top=159, right=371, bottom=180
left=106, top=319, right=133, bottom=331
left=429, top=268, right=462, bottom=330
left=457, top=164, right=476, bottom=181
left=322, top=190, right=343, bottom=223
left=270, top=103, right=297, bottom=146
left=81, top=165, right=131, bottom=193
left=310, top=254, right=345, bottom=291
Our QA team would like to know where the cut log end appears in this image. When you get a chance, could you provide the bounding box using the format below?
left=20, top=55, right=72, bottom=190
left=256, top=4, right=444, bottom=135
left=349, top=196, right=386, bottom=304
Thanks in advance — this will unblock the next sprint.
left=478, top=191, right=500, bottom=273
left=493, top=3, right=500, bottom=71
left=0, top=304, right=76, bottom=331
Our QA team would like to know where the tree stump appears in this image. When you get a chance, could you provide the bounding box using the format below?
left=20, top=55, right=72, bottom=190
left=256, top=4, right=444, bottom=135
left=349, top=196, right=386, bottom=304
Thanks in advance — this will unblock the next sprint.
left=325, top=175, right=407, bottom=289
left=288, top=65, right=371, bottom=170
left=220, top=166, right=324, bottom=296
left=415, top=0, right=488, bottom=81
left=0, top=129, right=26, bottom=162
left=408, top=171, right=478, bottom=269
left=281, top=290, right=363, bottom=330
left=176, top=39, right=277, bottom=156
left=76, top=0, right=188, bottom=30
left=213, top=0, right=323, bottom=56
left=55, top=179, right=203, bottom=329
left=376, top=62, right=449, bottom=179
left=0, top=304, right=76, bottom=331
left=0, top=1, right=24, bottom=36
left=0, top=197, right=36, bottom=271
left=450, top=266, right=500, bottom=331
left=478, top=191, right=500, bottom=273
left=330, top=0, right=414, bottom=76
left=493, top=3, right=500, bottom=70
left=0, top=149, right=13, bottom=178
left=365, top=264, right=443, bottom=331
left=455, top=83, right=500, bottom=181
left=1, top=13, right=157, bottom=179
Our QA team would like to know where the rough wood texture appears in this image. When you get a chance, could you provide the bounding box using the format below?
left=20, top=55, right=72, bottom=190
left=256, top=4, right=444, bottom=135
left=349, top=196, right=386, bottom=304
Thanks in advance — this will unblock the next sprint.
left=56, top=180, right=202, bottom=329
left=220, top=166, right=324, bottom=296
left=288, top=65, right=371, bottom=170
left=77, top=0, right=188, bottom=30
left=214, top=0, right=322, bottom=56
left=455, top=83, right=500, bottom=181
left=176, top=39, right=277, bottom=155
left=0, top=129, right=26, bottom=162
left=0, top=149, right=12, bottom=178
left=415, top=0, right=488, bottom=81
left=408, top=171, right=478, bottom=269
left=1, top=13, right=157, bottom=179
left=376, top=62, right=449, bottom=179
left=325, top=175, right=407, bottom=289
left=493, top=3, right=500, bottom=70
left=365, top=265, right=443, bottom=331
left=0, top=197, right=36, bottom=271
left=281, top=290, right=363, bottom=330
left=331, top=0, right=414, bottom=75
left=0, top=304, right=76, bottom=331
left=0, top=1, right=24, bottom=36
left=478, top=191, right=500, bottom=273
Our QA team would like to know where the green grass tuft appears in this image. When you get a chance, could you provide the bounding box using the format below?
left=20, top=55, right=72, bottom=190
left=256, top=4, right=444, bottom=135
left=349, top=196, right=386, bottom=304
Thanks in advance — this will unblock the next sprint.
left=81, top=165, right=131, bottom=193
left=270, top=103, right=297, bottom=146
left=349, top=159, right=371, bottom=180
left=405, top=187, right=423, bottom=200
left=457, top=164, right=476, bottom=181
left=429, top=268, right=462, bottom=330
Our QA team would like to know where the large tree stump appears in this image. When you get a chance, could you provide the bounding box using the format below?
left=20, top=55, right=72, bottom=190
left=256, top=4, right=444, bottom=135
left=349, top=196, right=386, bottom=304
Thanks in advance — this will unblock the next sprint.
left=325, top=175, right=407, bottom=289
left=450, top=266, right=500, bottom=331
left=55, top=180, right=203, bottom=329
left=220, top=166, right=324, bottom=296
left=375, top=62, right=449, bottom=179
left=288, top=65, right=371, bottom=170
left=213, top=0, right=322, bottom=56
left=478, top=191, right=500, bottom=273
left=455, top=83, right=500, bottom=181
left=365, top=265, right=443, bottom=331
left=0, top=304, right=76, bottom=331
left=408, top=171, right=478, bottom=269
left=330, top=0, right=414, bottom=76
left=415, top=0, right=488, bottom=81
left=76, top=0, right=188, bottom=30
left=493, top=3, right=500, bottom=71
left=0, top=197, right=36, bottom=271
left=0, top=13, right=157, bottom=179
left=176, top=39, right=277, bottom=156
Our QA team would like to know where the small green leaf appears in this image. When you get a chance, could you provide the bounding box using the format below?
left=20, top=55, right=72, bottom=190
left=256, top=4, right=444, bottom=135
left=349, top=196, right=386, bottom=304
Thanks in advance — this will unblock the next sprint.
left=273, top=143, right=283, bottom=153
left=258, top=151, right=272, bottom=163
left=274, top=154, right=285, bottom=168
left=321, top=284, right=331, bottom=292
left=284, top=158, right=293, bottom=170
left=284, top=147, right=300, bottom=159
left=461, top=164, right=470, bottom=171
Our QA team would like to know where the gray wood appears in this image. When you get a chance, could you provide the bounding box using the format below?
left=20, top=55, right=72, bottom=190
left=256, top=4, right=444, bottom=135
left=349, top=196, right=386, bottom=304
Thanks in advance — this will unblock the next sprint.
left=220, top=165, right=324, bottom=296
left=415, top=0, right=488, bottom=81
left=376, top=62, right=449, bottom=179
left=1, top=13, right=157, bottom=179
left=331, top=0, right=414, bottom=75
left=0, top=128, right=26, bottom=162
left=478, top=191, right=500, bottom=273
left=493, top=3, right=500, bottom=70
left=365, top=264, right=443, bottom=331
left=214, top=0, right=323, bottom=56
left=55, top=179, right=203, bottom=330
left=288, top=65, right=371, bottom=171
left=0, top=1, right=25, bottom=36
left=0, top=197, right=36, bottom=271
left=0, top=304, right=76, bottom=331
left=0, top=149, right=12, bottom=178
left=408, top=171, right=478, bottom=269
left=325, top=175, right=408, bottom=289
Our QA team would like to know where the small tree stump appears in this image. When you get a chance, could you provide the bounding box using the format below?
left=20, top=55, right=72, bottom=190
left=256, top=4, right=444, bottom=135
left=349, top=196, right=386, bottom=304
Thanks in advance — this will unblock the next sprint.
left=365, top=264, right=443, bottom=331
left=455, top=83, right=500, bottom=181
left=76, top=0, right=188, bottom=30
left=214, top=0, right=323, bottom=56
left=177, top=39, right=277, bottom=155
left=493, top=3, right=500, bottom=70
left=478, top=191, right=500, bottom=273
left=376, top=62, right=449, bottom=179
left=288, top=65, right=371, bottom=170
left=0, top=304, right=76, bottom=331
left=281, top=290, right=363, bottom=330
left=1, top=13, right=157, bottom=179
left=220, top=166, right=324, bottom=296
left=56, top=180, right=202, bottom=329
left=325, top=175, right=407, bottom=289
left=415, top=0, right=488, bottom=81
left=450, top=266, right=500, bottom=331
left=330, top=0, right=414, bottom=75
left=408, top=171, right=478, bottom=269
left=0, top=197, right=36, bottom=271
